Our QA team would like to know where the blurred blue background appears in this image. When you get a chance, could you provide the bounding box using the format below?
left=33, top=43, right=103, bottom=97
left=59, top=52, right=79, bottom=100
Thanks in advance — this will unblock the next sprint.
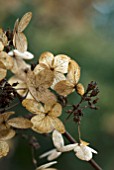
left=0, top=0, right=114, bottom=169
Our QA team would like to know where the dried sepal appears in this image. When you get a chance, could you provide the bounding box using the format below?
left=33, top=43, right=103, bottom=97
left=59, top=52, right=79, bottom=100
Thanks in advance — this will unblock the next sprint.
left=0, top=51, right=14, bottom=70
left=22, top=99, right=45, bottom=114
left=17, top=12, right=32, bottom=32
left=13, top=12, right=32, bottom=52
left=0, top=28, right=8, bottom=46
left=67, top=60, right=80, bottom=84
left=14, top=32, right=27, bottom=52
left=0, top=61, right=7, bottom=81
left=54, top=80, right=74, bottom=96
left=27, top=69, right=57, bottom=104
left=0, top=129, right=16, bottom=140
left=8, top=117, right=32, bottom=129
left=0, top=41, right=4, bottom=51
left=0, top=112, right=15, bottom=123
left=0, top=141, right=9, bottom=158
left=76, top=83, right=85, bottom=96
left=37, top=52, right=70, bottom=89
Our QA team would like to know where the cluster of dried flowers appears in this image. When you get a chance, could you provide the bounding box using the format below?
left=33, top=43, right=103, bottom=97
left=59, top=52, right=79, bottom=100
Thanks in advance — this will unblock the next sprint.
left=0, top=12, right=100, bottom=170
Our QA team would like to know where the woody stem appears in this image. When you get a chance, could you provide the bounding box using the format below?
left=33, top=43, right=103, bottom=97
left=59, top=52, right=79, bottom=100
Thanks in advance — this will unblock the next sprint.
left=63, top=131, right=102, bottom=170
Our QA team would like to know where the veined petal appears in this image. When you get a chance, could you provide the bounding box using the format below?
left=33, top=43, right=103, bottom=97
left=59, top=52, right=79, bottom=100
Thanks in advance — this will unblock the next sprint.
left=48, top=103, right=62, bottom=117
left=0, top=51, right=14, bottom=70
left=39, top=52, right=54, bottom=68
left=37, top=89, right=57, bottom=105
left=52, top=130, right=64, bottom=149
left=35, top=69, right=54, bottom=89
left=22, top=99, right=45, bottom=114
left=34, top=64, right=46, bottom=75
left=53, top=118, right=65, bottom=134
left=0, top=61, right=7, bottom=81
left=0, top=141, right=9, bottom=158
left=15, top=32, right=27, bottom=52
left=8, top=117, right=32, bottom=129
left=51, top=72, right=66, bottom=89
left=54, top=54, right=70, bottom=73
left=0, top=129, right=15, bottom=140
left=54, top=80, right=74, bottom=96
left=0, top=112, right=15, bottom=123
left=67, top=60, right=80, bottom=85
left=31, top=115, right=54, bottom=134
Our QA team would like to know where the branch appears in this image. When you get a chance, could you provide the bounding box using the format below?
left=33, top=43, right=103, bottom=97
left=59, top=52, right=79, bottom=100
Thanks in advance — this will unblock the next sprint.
left=63, top=131, right=102, bottom=170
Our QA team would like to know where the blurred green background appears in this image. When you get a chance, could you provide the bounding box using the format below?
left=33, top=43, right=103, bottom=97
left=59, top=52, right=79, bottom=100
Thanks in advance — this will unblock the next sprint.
left=0, top=0, right=114, bottom=169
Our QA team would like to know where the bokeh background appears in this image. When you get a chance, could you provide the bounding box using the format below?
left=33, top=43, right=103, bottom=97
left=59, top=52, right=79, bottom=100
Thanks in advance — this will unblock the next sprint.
left=0, top=0, right=114, bottom=170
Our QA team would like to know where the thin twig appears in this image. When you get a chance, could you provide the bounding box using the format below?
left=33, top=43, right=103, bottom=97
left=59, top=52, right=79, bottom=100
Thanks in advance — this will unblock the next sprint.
left=63, top=131, right=102, bottom=170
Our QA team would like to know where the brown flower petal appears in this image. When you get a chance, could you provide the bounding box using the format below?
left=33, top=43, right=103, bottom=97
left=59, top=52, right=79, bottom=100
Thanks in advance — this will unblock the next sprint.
left=0, top=112, right=15, bottom=123
left=0, top=141, right=9, bottom=158
left=0, top=129, right=15, bottom=140
left=8, top=117, right=32, bottom=129
left=0, top=28, right=8, bottom=46
left=48, top=103, right=62, bottom=117
left=39, top=51, right=54, bottom=68
left=67, top=60, right=80, bottom=85
left=22, top=99, right=45, bottom=114
left=31, top=115, right=54, bottom=133
left=18, top=12, right=32, bottom=32
left=53, top=54, right=70, bottom=73
left=0, top=61, right=7, bottom=81
left=0, top=51, right=14, bottom=70
left=54, top=80, right=74, bottom=96
left=14, top=32, right=27, bottom=52
left=52, top=118, right=65, bottom=134
left=27, top=69, right=56, bottom=104
left=76, top=83, right=84, bottom=96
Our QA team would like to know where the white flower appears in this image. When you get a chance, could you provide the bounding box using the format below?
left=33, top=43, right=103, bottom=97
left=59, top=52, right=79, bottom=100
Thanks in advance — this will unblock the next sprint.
left=39, top=130, right=77, bottom=160
left=74, top=142, right=98, bottom=161
left=36, top=161, right=57, bottom=170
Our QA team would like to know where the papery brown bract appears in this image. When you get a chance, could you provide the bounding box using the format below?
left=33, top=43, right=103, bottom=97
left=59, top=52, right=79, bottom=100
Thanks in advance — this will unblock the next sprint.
left=0, top=141, right=9, bottom=158
left=13, top=12, right=32, bottom=52
left=0, top=61, right=7, bottom=81
left=54, top=60, right=84, bottom=96
left=22, top=99, right=65, bottom=134
left=26, top=69, right=57, bottom=104
left=34, top=52, right=70, bottom=89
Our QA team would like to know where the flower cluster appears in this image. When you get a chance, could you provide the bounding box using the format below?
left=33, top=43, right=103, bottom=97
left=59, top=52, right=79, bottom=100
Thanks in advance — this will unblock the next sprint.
left=0, top=12, right=100, bottom=170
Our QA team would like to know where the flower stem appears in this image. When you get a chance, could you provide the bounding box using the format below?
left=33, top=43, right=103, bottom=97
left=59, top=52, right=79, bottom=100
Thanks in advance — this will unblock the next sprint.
left=63, top=131, right=102, bottom=170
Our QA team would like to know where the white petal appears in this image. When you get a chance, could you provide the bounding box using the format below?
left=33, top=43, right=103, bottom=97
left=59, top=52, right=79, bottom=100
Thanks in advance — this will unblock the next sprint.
left=36, top=161, right=57, bottom=170
left=59, top=143, right=78, bottom=152
left=74, top=145, right=93, bottom=161
left=52, top=130, right=64, bottom=149
left=86, top=146, right=98, bottom=154
left=48, top=150, right=62, bottom=161
left=39, top=149, right=56, bottom=159
left=13, top=49, right=34, bottom=59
